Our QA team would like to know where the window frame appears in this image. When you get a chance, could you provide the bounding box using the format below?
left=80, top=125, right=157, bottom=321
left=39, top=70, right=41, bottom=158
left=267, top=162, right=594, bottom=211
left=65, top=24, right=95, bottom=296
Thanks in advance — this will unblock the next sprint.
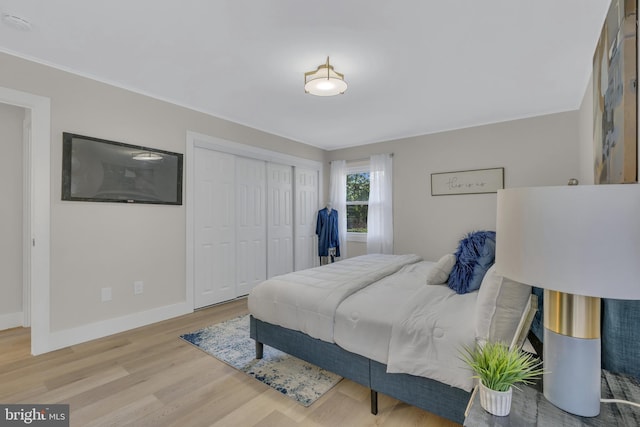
left=346, top=163, right=370, bottom=242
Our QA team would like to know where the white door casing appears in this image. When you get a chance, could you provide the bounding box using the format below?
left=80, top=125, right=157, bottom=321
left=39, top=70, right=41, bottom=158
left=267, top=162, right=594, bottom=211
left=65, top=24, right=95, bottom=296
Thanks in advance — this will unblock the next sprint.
left=0, top=87, right=51, bottom=355
left=22, top=109, right=32, bottom=327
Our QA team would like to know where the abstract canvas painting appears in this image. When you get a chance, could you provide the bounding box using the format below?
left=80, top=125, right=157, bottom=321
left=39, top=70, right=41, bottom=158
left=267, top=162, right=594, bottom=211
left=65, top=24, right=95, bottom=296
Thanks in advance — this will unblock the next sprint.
left=593, top=0, right=638, bottom=184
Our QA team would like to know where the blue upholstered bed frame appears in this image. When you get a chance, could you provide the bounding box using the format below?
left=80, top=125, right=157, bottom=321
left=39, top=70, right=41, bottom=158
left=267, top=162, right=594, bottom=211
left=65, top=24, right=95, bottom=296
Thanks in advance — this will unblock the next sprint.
left=249, top=315, right=470, bottom=424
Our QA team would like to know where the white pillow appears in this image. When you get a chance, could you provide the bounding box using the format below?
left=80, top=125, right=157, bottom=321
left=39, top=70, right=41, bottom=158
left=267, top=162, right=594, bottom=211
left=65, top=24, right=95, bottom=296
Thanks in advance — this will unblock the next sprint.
left=475, top=265, right=532, bottom=345
left=425, top=254, right=456, bottom=285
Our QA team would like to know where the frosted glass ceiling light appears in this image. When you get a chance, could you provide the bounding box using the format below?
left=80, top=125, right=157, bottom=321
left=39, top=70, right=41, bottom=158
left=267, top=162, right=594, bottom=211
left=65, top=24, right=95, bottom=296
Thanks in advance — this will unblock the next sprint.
left=304, top=57, right=347, bottom=96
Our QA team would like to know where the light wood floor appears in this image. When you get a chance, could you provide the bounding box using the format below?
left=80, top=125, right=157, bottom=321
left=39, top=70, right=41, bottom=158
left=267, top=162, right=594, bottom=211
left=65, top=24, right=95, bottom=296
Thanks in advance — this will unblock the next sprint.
left=0, top=298, right=461, bottom=427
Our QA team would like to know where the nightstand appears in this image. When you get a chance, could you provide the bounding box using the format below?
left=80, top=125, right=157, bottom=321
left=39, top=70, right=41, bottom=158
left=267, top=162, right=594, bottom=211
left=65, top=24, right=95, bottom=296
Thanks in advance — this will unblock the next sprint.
left=464, top=370, right=640, bottom=426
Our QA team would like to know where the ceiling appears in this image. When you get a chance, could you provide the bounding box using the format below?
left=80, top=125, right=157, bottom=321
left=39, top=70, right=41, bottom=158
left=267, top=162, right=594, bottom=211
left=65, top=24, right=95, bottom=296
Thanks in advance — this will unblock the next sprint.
left=0, top=1, right=610, bottom=150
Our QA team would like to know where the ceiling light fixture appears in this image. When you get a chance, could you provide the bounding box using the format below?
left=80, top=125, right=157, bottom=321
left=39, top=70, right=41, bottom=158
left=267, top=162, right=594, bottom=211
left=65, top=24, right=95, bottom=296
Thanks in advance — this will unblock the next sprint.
left=132, top=152, right=163, bottom=161
left=1, top=13, right=32, bottom=31
left=304, top=57, right=347, bottom=96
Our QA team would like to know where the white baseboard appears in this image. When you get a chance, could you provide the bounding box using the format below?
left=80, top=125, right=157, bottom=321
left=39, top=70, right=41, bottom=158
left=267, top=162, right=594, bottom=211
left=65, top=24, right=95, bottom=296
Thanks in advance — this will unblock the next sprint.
left=0, top=311, right=24, bottom=331
left=45, top=302, right=193, bottom=353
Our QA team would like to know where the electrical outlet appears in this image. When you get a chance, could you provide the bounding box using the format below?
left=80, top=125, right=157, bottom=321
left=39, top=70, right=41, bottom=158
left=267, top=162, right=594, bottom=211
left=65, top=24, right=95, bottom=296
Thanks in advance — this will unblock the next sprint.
left=134, top=281, right=144, bottom=295
left=101, top=287, right=112, bottom=302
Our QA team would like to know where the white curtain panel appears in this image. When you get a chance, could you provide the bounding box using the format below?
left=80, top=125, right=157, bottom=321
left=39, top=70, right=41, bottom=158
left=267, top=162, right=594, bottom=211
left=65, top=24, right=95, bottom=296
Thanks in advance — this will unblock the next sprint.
left=367, top=153, right=393, bottom=254
left=329, top=160, right=347, bottom=259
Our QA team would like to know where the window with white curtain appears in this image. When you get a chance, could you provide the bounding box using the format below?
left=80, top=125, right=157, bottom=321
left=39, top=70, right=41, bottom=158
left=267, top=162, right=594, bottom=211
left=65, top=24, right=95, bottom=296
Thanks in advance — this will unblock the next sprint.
left=336, top=156, right=392, bottom=249
left=346, top=162, right=369, bottom=242
left=367, top=153, right=393, bottom=254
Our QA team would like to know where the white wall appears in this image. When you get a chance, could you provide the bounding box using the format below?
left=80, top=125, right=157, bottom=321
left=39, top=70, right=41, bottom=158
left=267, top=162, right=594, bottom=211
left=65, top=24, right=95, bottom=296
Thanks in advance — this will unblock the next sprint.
left=0, top=52, right=324, bottom=347
left=0, top=103, right=24, bottom=329
left=578, top=74, right=595, bottom=184
left=327, top=112, right=580, bottom=261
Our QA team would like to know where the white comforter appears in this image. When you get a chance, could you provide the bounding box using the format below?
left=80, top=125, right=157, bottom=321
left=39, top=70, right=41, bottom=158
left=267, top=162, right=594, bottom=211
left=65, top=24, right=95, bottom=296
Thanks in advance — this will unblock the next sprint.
left=248, top=253, right=422, bottom=342
left=386, top=284, right=478, bottom=392
left=334, top=261, right=435, bottom=364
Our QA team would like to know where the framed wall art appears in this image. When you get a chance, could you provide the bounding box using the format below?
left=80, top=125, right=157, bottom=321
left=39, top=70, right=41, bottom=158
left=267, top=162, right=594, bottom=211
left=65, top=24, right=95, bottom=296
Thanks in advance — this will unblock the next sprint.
left=431, top=167, right=504, bottom=196
left=593, top=0, right=638, bottom=184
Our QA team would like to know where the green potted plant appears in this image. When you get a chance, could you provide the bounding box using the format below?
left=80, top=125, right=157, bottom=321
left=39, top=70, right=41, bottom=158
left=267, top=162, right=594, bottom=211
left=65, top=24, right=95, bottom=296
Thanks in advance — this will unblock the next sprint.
left=460, top=341, right=544, bottom=416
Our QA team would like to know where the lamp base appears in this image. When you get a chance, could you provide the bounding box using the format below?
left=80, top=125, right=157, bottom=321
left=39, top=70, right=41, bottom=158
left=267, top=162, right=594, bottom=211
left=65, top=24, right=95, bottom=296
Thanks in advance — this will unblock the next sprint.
left=543, top=328, right=601, bottom=417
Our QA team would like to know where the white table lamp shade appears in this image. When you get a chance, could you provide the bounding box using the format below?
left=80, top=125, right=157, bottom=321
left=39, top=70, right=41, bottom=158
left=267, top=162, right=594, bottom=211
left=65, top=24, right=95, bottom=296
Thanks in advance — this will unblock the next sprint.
left=495, top=183, right=640, bottom=417
left=496, top=184, right=640, bottom=300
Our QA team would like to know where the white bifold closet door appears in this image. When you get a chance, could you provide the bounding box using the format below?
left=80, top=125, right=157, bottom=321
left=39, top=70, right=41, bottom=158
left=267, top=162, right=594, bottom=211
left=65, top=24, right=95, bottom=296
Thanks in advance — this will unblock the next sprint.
left=267, top=163, right=293, bottom=278
left=194, top=150, right=269, bottom=308
left=195, top=148, right=306, bottom=308
left=294, top=167, right=319, bottom=271
left=194, top=149, right=237, bottom=307
left=235, top=157, right=267, bottom=296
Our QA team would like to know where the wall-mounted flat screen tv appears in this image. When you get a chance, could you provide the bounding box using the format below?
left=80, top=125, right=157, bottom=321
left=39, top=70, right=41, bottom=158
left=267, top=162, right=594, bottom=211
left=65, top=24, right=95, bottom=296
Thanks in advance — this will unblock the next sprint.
left=62, top=132, right=183, bottom=205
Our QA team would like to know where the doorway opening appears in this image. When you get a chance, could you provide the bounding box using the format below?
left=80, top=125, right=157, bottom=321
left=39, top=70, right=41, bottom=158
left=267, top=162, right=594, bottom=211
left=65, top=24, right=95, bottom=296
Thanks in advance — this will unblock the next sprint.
left=0, top=87, right=51, bottom=355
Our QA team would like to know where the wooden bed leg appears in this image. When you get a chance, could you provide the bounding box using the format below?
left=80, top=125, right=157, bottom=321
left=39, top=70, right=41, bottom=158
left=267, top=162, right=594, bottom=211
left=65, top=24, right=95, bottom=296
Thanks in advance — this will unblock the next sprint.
left=370, top=390, right=378, bottom=415
left=255, top=341, right=264, bottom=359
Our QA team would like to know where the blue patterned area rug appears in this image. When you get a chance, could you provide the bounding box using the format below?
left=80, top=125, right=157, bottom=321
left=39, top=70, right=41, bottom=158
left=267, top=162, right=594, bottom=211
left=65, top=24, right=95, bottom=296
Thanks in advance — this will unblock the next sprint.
left=180, top=315, right=342, bottom=406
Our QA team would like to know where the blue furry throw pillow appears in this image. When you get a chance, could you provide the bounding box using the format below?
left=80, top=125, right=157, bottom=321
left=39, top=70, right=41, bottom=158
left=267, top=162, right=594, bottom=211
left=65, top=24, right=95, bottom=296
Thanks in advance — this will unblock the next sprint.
left=448, top=230, right=496, bottom=294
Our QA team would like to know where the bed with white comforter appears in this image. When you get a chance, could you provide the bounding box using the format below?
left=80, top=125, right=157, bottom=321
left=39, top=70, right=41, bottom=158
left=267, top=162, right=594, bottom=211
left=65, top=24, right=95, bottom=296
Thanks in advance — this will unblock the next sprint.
left=248, top=253, right=533, bottom=423
left=248, top=253, right=422, bottom=342
left=333, top=261, right=434, bottom=365
left=334, top=260, right=478, bottom=392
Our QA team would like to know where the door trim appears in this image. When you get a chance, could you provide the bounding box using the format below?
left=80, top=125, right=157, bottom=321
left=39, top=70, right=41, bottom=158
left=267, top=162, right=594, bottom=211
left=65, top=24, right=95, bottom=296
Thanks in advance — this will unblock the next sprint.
left=0, top=87, right=51, bottom=355
left=22, top=110, right=31, bottom=327
left=186, top=131, right=323, bottom=310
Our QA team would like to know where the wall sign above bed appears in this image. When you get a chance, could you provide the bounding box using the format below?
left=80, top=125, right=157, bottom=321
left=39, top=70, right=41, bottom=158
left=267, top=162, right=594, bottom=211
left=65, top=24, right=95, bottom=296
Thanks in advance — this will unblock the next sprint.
left=431, top=167, right=504, bottom=196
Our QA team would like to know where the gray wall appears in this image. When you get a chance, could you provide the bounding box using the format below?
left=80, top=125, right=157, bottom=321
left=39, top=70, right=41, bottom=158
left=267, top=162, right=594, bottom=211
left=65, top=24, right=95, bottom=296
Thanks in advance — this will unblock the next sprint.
left=327, top=112, right=580, bottom=261
left=0, top=48, right=604, bottom=345
left=0, top=103, right=24, bottom=325
left=0, top=52, right=324, bottom=333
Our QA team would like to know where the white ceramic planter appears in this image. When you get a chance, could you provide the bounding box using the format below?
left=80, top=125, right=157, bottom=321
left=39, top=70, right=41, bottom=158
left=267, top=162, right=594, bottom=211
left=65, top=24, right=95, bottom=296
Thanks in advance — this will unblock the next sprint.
left=478, top=381, right=512, bottom=416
